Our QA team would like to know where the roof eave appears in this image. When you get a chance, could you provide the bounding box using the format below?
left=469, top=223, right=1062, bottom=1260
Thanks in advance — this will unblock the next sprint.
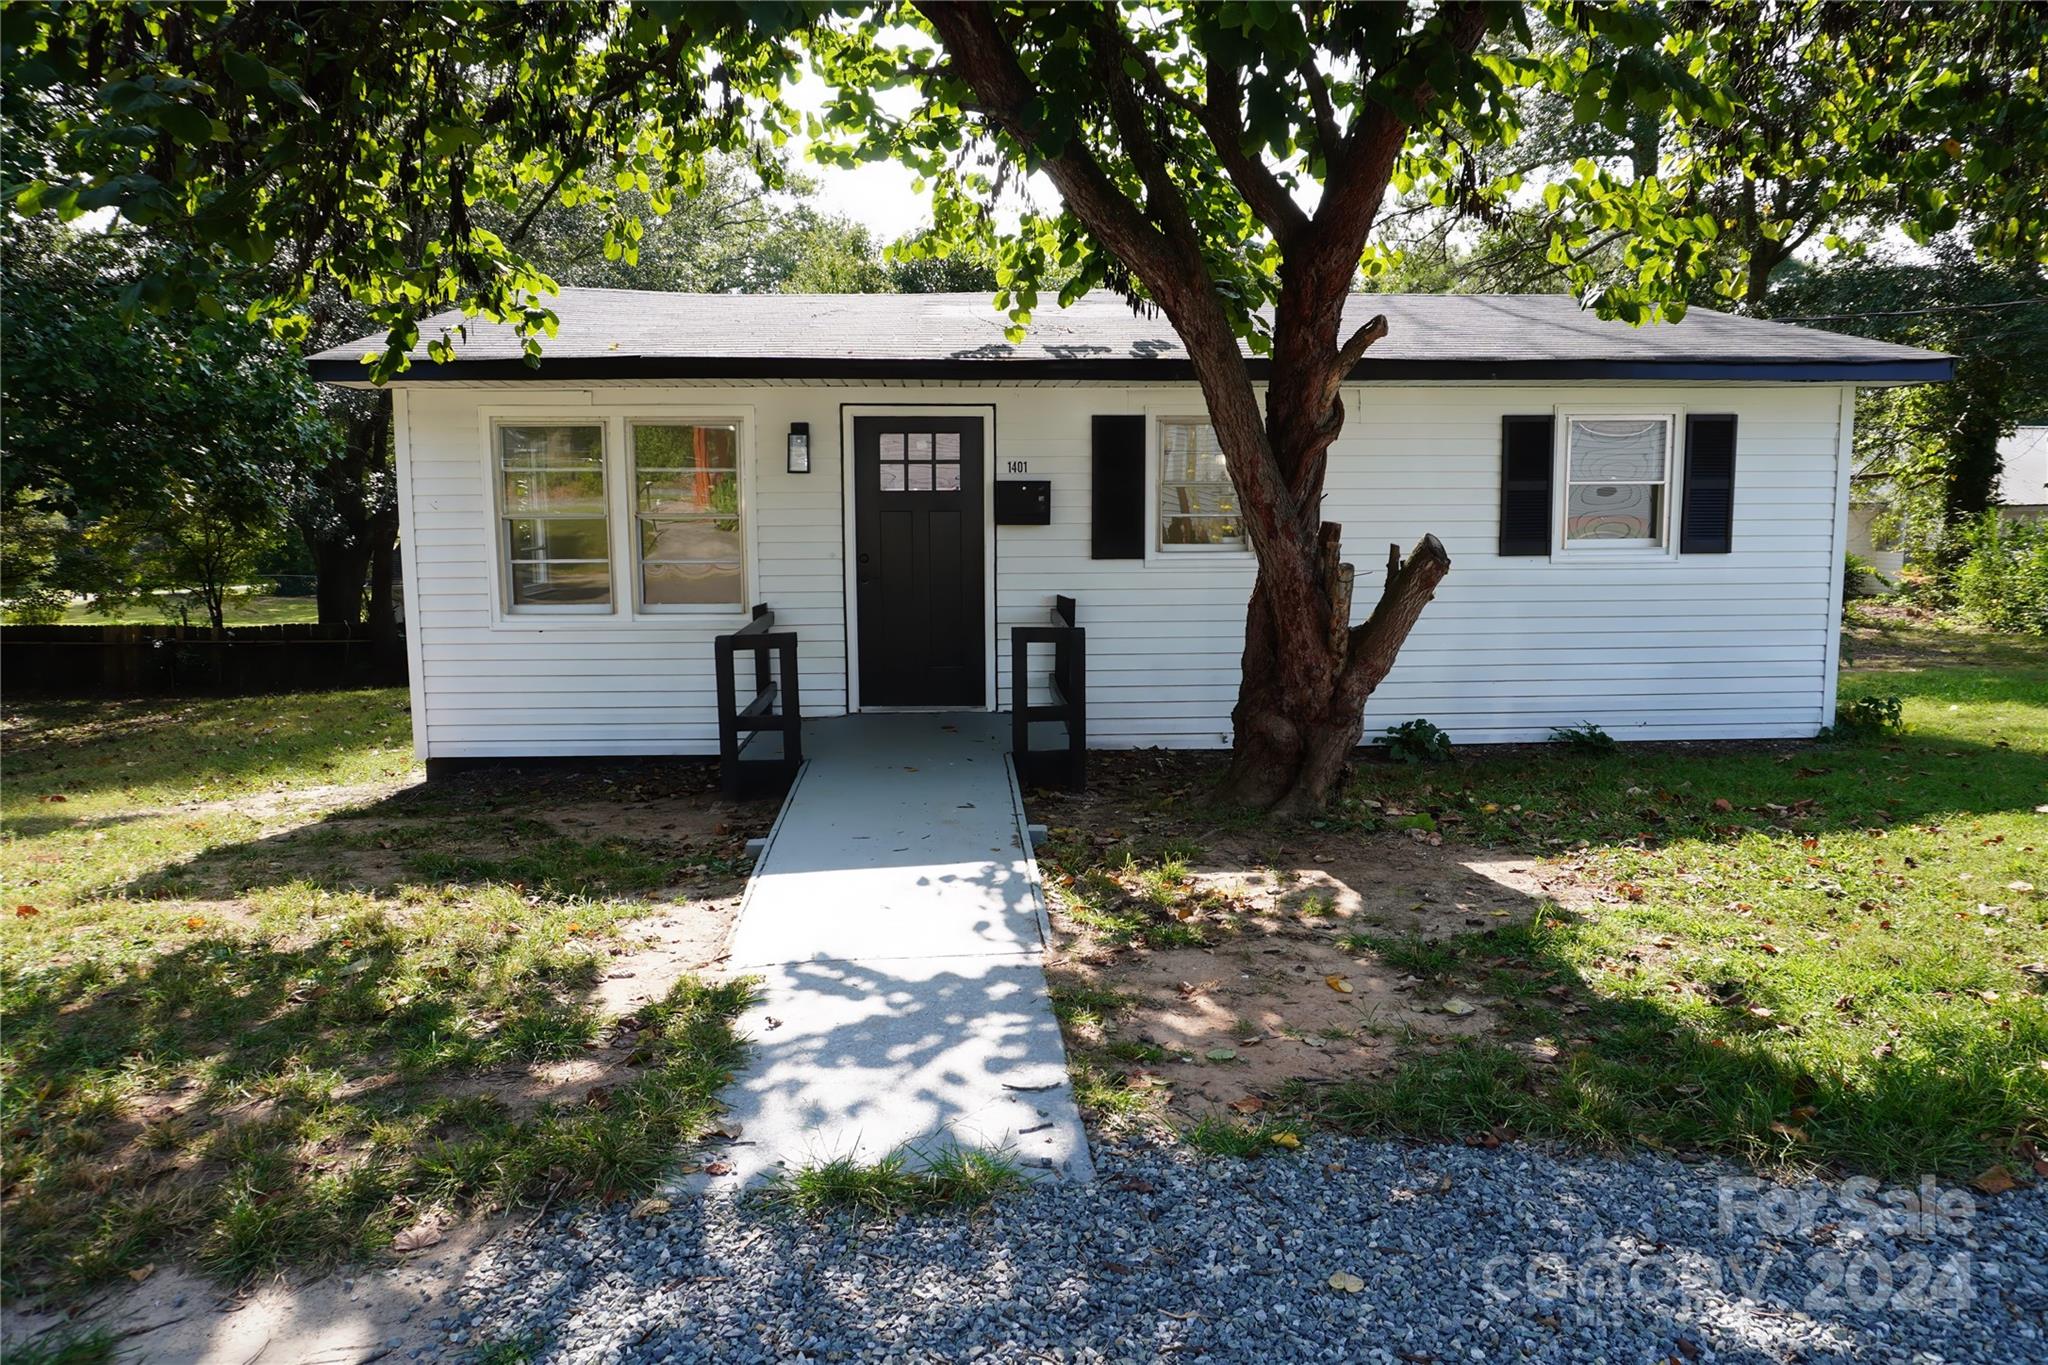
left=306, top=354, right=1955, bottom=387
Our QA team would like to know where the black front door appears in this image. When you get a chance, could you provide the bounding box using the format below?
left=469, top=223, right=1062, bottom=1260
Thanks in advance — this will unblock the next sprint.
left=853, top=415, right=986, bottom=707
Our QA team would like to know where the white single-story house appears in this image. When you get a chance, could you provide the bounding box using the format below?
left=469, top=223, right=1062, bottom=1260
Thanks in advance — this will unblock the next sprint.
left=309, top=291, right=1949, bottom=774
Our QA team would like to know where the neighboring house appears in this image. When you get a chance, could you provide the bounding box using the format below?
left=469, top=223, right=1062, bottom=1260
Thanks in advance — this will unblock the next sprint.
left=1845, top=483, right=1906, bottom=579
left=308, top=291, right=1949, bottom=769
left=1996, top=424, right=2048, bottom=520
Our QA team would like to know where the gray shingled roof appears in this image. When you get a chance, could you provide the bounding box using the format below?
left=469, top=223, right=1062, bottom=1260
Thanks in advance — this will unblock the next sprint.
left=308, top=289, right=1950, bottom=384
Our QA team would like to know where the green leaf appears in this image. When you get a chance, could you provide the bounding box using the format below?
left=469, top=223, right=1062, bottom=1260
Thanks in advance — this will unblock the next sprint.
left=158, top=102, right=215, bottom=146
left=223, top=51, right=271, bottom=90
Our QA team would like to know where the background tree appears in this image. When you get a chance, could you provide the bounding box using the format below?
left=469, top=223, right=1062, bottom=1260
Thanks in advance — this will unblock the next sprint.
left=1374, top=2, right=2048, bottom=311
left=1769, top=244, right=2048, bottom=566
left=1, top=219, right=329, bottom=632
left=9, top=1, right=2044, bottom=808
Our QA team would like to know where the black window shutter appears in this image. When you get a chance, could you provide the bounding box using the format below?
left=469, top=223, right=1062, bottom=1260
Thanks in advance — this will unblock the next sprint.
left=1680, top=414, right=1738, bottom=554
left=1499, top=415, right=1554, bottom=556
left=1091, top=414, right=1146, bottom=559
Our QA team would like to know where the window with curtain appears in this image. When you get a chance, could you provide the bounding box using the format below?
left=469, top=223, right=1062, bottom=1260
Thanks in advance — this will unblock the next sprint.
left=632, top=421, right=743, bottom=609
left=497, top=423, right=610, bottom=609
left=1564, top=416, right=1672, bottom=545
left=1158, top=418, right=1243, bottom=548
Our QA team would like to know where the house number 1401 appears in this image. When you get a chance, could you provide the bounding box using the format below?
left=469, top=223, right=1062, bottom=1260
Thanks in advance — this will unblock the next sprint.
left=1006, top=460, right=1029, bottom=474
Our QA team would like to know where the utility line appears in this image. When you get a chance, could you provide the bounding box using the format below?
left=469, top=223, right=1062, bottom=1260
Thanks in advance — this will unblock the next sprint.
left=1773, top=297, right=2045, bottom=322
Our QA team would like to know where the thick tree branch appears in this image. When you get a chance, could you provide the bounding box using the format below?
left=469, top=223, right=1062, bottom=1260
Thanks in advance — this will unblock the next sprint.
left=1295, top=58, right=1342, bottom=160
left=1341, top=533, right=1452, bottom=705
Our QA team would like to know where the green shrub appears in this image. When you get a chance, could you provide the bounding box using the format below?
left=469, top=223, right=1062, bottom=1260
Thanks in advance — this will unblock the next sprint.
left=1953, top=512, right=2048, bottom=636
left=1380, top=718, right=1453, bottom=763
left=1825, top=694, right=1905, bottom=739
left=1548, top=721, right=1617, bottom=752
left=1844, top=550, right=1890, bottom=602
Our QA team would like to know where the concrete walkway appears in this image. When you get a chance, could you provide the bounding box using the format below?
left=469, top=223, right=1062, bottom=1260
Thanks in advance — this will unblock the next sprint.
left=699, top=713, right=1093, bottom=1187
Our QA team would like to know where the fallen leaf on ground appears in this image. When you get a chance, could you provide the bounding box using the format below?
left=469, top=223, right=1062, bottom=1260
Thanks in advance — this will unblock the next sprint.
left=14, top=905, right=37, bottom=919
left=1270, top=1131, right=1301, bottom=1149
left=1971, top=1165, right=2018, bottom=1196
left=632, top=1197, right=672, bottom=1218
left=1440, top=998, right=1477, bottom=1017
left=1768, top=1120, right=1808, bottom=1143
left=1325, top=974, right=1353, bottom=994
left=127, top=1264, right=155, bottom=1283
left=1327, top=1271, right=1365, bottom=1293
left=1205, top=1048, right=1238, bottom=1062
left=1228, top=1097, right=1266, bottom=1115
left=702, top=1160, right=732, bottom=1176
left=392, top=1218, right=445, bottom=1253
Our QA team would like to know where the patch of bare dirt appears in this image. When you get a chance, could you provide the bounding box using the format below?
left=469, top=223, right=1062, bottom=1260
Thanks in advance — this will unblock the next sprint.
left=177, top=778, right=417, bottom=826
left=3, top=1216, right=510, bottom=1365
left=1049, top=831, right=1586, bottom=1120
left=550, top=791, right=757, bottom=844
left=1033, top=751, right=1600, bottom=1124
left=585, top=893, right=746, bottom=1014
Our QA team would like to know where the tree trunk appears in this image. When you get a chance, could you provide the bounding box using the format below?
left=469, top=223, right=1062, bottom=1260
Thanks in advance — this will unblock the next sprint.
left=295, top=389, right=395, bottom=626
left=1944, top=393, right=2004, bottom=526
left=366, top=506, right=400, bottom=658
left=1219, top=535, right=1451, bottom=813
left=311, top=537, right=374, bottom=625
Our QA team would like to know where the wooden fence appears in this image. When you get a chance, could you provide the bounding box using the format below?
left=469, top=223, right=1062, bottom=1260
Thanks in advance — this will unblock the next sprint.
left=1, top=624, right=406, bottom=696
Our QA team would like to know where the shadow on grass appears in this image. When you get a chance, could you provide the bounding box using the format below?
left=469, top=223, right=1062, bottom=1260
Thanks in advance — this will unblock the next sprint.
left=2, top=910, right=754, bottom=1294
left=1052, top=705, right=2048, bottom=1184
left=102, top=764, right=761, bottom=905
left=0, top=691, right=415, bottom=807
left=1286, top=912, right=2046, bottom=1181
left=1, top=761, right=774, bottom=1300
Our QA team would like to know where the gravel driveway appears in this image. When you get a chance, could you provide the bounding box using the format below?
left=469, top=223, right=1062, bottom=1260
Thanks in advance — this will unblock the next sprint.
left=431, top=1139, right=2045, bottom=1364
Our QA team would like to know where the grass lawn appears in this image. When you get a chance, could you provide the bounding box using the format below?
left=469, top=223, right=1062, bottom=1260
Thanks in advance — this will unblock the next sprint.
left=1037, top=617, right=2047, bottom=1184
left=0, top=691, right=767, bottom=1301
left=52, top=593, right=322, bottom=627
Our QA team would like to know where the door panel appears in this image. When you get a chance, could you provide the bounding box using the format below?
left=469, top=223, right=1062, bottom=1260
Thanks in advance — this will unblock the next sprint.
left=854, top=416, right=986, bottom=707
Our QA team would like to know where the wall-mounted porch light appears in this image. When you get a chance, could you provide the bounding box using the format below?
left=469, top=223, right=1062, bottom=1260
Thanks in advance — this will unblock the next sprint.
left=787, top=422, right=811, bottom=474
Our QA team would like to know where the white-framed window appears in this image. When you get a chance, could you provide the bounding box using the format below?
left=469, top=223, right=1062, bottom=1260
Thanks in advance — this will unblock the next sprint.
left=630, top=420, right=744, bottom=611
left=495, top=421, right=612, bottom=611
left=1560, top=415, right=1674, bottom=549
left=1157, top=417, right=1244, bottom=550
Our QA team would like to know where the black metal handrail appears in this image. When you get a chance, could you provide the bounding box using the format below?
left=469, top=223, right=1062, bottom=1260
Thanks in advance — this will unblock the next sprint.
left=1010, top=594, right=1085, bottom=791
left=715, top=604, right=802, bottom=799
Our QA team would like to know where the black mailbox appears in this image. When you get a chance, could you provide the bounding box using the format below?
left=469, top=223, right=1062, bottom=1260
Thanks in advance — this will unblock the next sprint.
left=994, top=479, right=1052, bottom=525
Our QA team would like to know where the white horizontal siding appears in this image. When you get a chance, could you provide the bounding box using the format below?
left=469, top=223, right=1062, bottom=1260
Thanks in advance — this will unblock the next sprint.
left=399, top=380, right=1846, bottom=758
